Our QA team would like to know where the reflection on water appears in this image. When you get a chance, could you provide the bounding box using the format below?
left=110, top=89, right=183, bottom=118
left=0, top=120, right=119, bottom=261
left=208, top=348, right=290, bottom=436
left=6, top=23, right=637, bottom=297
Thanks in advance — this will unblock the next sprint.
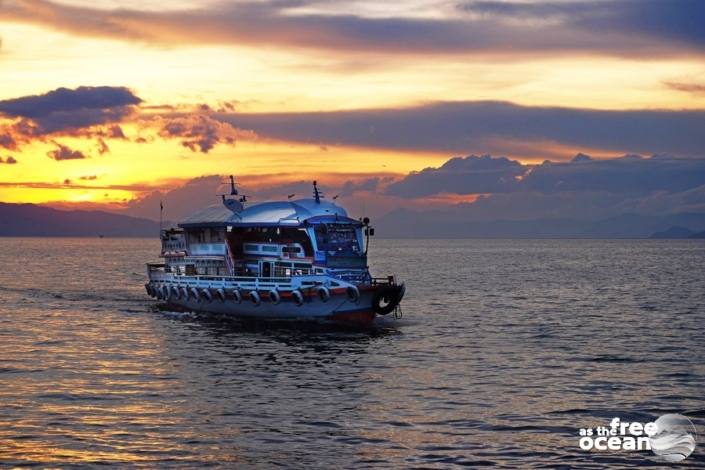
left=0, top=238, right=704, bottom=467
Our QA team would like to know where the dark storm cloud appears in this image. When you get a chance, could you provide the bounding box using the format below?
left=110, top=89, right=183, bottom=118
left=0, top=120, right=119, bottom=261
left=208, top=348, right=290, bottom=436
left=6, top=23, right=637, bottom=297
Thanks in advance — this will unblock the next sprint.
left=0, top=86, right=142, bottom=133
left=386, top=153, right=705, bottom=198
left=222, top=101, right=705, bottom=156
left=1, top=0, right=703, bottom=57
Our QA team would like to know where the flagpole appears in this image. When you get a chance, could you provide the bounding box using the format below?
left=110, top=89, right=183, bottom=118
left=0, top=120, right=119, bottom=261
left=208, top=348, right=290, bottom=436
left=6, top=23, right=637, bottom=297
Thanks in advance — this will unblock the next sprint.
left=159, top=200, right=163, bottom=235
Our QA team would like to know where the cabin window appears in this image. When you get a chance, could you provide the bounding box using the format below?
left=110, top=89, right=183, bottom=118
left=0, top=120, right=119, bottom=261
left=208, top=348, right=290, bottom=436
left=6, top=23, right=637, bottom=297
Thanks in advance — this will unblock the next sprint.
left=314, top=224, right=360, bottom=254
left=262, top=246, right=278, bottom=252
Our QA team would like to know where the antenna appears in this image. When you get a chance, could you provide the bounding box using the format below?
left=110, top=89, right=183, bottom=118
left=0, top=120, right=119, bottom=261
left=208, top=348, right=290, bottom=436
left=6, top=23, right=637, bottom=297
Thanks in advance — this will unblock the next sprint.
left=229, top=175, right=238, bottom=196
left=313, top=180, right=324, bottom=204
left=221, top=175, right=245, bottom=213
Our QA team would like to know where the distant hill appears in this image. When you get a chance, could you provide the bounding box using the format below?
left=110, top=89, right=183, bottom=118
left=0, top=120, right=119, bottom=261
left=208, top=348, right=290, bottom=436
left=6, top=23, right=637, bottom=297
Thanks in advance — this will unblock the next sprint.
left=649, top=226, right=695, bottom=239
left=3, top=202, right=705, bottom=239
left=376, top=210, right=705, bottom=238
left=0, top=203, right=161, bottom=237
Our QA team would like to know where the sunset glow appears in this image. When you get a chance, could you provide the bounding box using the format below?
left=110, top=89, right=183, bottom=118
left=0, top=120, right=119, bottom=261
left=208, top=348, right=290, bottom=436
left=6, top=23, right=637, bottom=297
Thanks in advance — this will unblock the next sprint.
left=1, top=0, right=705, bottom=217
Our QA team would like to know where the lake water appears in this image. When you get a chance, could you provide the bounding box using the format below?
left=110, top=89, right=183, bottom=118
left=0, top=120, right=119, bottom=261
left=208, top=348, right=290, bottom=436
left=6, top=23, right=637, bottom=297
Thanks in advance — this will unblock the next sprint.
left=1, top=238, right=704, bottom=468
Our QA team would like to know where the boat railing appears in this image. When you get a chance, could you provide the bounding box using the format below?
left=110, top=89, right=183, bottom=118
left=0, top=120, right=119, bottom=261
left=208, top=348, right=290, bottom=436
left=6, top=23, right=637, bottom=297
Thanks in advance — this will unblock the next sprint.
left=147, top=263, right=378, bottom=288
left=147, top=263, right=331, bottom=289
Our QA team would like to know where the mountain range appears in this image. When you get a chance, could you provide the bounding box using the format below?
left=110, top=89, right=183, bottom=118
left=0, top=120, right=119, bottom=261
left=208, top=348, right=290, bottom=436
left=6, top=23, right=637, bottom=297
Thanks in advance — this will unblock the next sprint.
left=0, top=203, right=161, bottom=237
left=2, top=202, right=705, bottom=238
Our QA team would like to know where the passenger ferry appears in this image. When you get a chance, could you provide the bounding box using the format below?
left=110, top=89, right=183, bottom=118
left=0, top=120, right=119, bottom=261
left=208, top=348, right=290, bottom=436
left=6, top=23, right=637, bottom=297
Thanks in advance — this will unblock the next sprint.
left=145, top=178, right=405, bottom=326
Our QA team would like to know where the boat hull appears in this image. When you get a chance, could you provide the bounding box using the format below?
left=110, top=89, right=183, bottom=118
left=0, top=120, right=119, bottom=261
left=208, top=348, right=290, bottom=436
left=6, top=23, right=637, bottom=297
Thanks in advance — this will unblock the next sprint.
left=146, top=281, right=379, bottom=326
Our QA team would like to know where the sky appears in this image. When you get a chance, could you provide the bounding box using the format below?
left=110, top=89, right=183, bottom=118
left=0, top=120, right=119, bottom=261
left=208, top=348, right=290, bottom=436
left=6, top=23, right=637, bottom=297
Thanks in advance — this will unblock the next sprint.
left=1, top=0, right=705, bottom=225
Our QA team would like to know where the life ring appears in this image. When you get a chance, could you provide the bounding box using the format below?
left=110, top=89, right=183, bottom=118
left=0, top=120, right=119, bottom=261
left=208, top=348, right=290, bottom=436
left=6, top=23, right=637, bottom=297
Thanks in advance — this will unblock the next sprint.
left=216, top=288, right=226, bottom=302
left=317, top=286, right=330, bottom=302
left=232, top=288, right=242, bottom=303
left=291, top=289, right=304, bottom=306
left=346, top=285, right=360, bottom=302
left=250, top=290, right=261, bottom=306
left=201, top=289, right=212, bottom=302
left=190, top=287, right=200, bottom=302
left=268, top=289, right=281, bottom=305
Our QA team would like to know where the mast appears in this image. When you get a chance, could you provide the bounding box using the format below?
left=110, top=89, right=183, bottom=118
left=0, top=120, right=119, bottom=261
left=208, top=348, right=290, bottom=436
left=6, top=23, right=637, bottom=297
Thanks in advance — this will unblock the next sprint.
left=313, top=180, right=323, bottom=204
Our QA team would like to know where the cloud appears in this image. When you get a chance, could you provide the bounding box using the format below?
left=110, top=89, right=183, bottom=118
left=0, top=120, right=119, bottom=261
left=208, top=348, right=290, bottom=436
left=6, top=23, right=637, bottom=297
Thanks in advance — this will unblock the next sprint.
left=387, top=153, right=705, bottom=198
left=664, top=81, right=705, bottom=95
left=0, top=155, right=18, bottom=164
left=339, top=177, right=386, bottom=196
left=96, top=138, right=110, bottom=155
left=0, top=87, right=250, bottom=154
left=0, top=132, right=18, bottom=150
left=1, top=0, right=703, bottom=58
left=0, top=86, right=141, bottom=134
left=47, top=143, right=88, bottom=161
left=40, top=151, right=699, bottom=237
left=123, top=175, right=225, bottom=220
left=222, top=101, right=705, bottom=157
left=107, top=125, right=127, bottom=139
left=386, top=155, right=525, bottom=197
left=155, top=114, right=247, bottom=153
left=374, top=152, right=705, bottom=236
left=521, top=154, right=705, bottom=194
left=459, top=0, right=705, bottom=49
left=118, top=173, right=399, bottom=221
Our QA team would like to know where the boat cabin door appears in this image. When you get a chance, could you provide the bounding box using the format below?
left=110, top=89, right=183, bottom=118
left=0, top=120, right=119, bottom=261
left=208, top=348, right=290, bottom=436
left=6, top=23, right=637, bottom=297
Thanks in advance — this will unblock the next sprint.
left=259, top=261, right=273, bottom=277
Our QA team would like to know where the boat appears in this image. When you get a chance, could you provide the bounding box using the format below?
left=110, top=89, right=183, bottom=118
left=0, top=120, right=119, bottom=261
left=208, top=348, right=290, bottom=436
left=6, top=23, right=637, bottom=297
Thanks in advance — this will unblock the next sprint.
left=145, top=177, right=405, bottom=326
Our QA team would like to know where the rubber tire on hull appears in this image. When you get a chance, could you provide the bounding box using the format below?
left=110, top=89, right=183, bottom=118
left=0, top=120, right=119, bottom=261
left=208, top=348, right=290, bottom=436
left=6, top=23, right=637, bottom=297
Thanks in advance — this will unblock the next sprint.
left=372, top=285, right=404, bottom=315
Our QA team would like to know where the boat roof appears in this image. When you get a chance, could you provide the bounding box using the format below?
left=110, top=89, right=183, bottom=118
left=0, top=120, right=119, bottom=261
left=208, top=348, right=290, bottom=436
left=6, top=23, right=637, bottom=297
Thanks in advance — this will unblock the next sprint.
left=179, top=198, right=358, bottom=228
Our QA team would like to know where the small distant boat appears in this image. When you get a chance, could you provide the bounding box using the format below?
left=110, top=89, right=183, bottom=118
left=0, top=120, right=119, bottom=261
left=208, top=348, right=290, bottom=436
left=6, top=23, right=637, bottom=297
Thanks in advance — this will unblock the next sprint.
left=145, top=177, right=405, bottom=326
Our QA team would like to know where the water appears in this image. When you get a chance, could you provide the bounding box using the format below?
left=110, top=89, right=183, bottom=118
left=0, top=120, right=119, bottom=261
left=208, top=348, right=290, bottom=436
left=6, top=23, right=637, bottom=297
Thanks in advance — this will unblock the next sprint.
left=1, top=238, right=704, bottom=468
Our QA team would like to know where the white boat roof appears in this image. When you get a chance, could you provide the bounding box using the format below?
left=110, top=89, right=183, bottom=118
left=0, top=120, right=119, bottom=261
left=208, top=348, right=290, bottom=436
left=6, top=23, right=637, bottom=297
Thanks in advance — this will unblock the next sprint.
left=179, top=198, right=352, bottom=228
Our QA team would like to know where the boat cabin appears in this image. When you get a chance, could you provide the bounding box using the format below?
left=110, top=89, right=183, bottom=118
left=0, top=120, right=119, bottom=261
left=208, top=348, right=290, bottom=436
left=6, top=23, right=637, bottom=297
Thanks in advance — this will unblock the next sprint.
left=160, top=183, right=370, bottom=280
